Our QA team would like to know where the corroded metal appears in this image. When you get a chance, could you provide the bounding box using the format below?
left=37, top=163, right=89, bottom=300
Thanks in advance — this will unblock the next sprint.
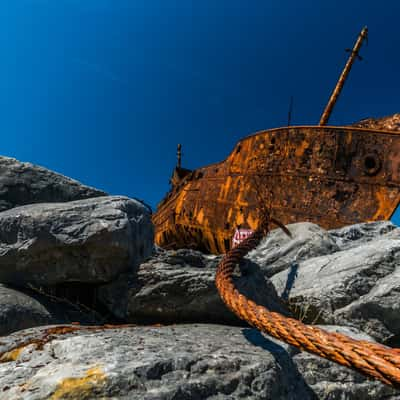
left=215, top=217, right=400, bottom=387
left=319, top=26, right=368, bottom=125
left=153, top=28, right=398, bottom=254
left=153, top=125, right=400, bottom=254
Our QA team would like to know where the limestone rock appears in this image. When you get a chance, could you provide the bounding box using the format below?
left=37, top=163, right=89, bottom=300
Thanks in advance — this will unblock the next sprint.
left=292, top=326, right=398, bottom=399
left=271, top=232, right=400, bottom=343
left=246, top=222, right=338, bottom=278
left=125, top=248, right=289, bottom=324
left=0, top=156, right=106, bottom=212
left=0, top=324, right=396, bottom=400
left=97, top=272, right=131, bottom=320
left=0, top=284, right=102, bottom=336
left=329, top=220, right=398, bottom=250
left=0, top=196, right=153, bottom=286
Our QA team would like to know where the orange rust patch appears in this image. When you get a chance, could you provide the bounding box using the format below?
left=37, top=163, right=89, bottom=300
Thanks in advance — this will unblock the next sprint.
left=0, top=324, right=137, bottom=363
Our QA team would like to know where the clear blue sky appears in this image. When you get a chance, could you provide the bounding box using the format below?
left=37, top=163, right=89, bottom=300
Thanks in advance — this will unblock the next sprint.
left=1, top=1, right=399, bottom=223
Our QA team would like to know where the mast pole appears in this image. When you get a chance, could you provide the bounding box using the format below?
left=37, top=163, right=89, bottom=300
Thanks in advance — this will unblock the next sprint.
left=319, top=26, right=368, bottom=126
left=288, top=95, right=294, bottom=126
left=177, top=144, right=182, bottom=169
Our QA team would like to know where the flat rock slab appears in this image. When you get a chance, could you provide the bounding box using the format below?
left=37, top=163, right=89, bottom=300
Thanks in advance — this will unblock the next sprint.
left=292, top=325, right=398, bottom=400
left=0, top=324, right=396, bottom=400
left=0, top=196, right=153, bottom=286
left=0, top=284, right=103, bottom=336
left=246, top=223, right=339, bottom=278
left=124, top=248, right=289, bottom=324
left=0, top=156, right=106, bottom=212
left=271, top=233, right=400, bottom=342
left=329, top=221, right=398, bottom=251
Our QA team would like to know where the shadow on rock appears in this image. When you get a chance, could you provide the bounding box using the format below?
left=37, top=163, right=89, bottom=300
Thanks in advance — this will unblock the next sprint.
left=242, top=328, right=318, bottom=399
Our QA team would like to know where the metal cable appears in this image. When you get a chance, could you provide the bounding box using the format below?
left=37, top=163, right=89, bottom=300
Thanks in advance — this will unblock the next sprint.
left=215, top=221, right=400, bottom=388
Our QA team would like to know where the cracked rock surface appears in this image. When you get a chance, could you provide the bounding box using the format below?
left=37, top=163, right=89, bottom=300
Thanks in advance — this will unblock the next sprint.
left=269, top=221, right=400, bottom=343
left=0, top=156, right=106, bottom=212
left=245, top=222, right=339, bottom=278
left=0, top=284, right=102, bottom=336
left=0, top=196, right=153, bottom=286
left=1, top=323, right=397, bottom=400
left=123, top=248, right=289, bottom=325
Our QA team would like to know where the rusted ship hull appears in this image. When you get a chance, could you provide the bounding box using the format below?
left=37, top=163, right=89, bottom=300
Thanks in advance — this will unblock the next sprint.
left=153, top=125, right=400, bottom=254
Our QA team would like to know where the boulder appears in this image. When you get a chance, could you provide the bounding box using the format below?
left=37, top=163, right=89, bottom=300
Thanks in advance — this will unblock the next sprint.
left=0, top=284, right=102, bottom=336
left=123, top=248, right=289, bottom=324
left=292, top=325, right=398, bottom=399
left=271, top=232, right=400, bottom=343
left=0, top=156, right=106, bottom=212
left=329, top=220, right=398, bottom=250
left=97, top=272, right=132, bottom=320
left=0, top=196, right=153, bottom=286
left=0, top=324, right=396, bottom=399
left=245, top=222, right=338, bottom=278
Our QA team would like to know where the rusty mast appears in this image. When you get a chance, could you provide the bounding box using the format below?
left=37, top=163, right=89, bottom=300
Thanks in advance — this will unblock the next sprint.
left=319, top=26, right=368, bottom=126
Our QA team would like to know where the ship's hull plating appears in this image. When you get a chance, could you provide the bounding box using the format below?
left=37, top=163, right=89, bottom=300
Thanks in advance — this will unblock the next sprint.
left=153, top=126, right=400, bottom=254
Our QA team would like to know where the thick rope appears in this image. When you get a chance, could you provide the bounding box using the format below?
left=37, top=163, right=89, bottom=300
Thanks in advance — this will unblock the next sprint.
left=215, top=222, right=400, bottom=388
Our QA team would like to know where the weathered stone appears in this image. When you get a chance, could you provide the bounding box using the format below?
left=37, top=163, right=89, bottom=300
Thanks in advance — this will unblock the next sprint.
left=125, top=248, right=289, bottom=324
left=329, top=220, right=398, bottom=250
left=0, top=156, right=106, bottom=212
left=246, top=222, right=338, bottom=278
left=271, top=234, right=400, bottom=343
left=333, top=266, right=400, bottom=346
left=292, top=325, right=398, bottom=399
left=0, top=324, right=396, bottom=399
left=0, top=196, right=153, bottom=286
left=0, top=284, right=102, bottom=336
left=97, top=272, right=131, bottom=320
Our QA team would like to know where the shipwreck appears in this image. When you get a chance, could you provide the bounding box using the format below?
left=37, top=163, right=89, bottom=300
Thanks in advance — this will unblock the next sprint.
left=153, top=26, right=400, bottom=254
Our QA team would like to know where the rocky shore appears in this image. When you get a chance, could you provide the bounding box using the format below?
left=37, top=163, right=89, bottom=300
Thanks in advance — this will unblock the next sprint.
left=0, top=156, right=400, bottom=399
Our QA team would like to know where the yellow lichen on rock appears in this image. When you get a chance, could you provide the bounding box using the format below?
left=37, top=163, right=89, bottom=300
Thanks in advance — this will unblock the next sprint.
left=0, top=346, right=24, bottom=362
left=50, top=366, right=107, bottom=400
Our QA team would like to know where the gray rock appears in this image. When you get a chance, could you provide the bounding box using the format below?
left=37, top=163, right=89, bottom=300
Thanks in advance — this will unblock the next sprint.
left=246, top=223, right=338, bottom=278
left=125, top=248, right=289, bottom=324
left=329, top=220, right=398, bottom=250
left=0, top=196, right=153, bottom=286
left=0, top=156, right=106, bottom=212
left=0, top=323, right=313, bottom=400
left=334, top=266, right=400, bottom=345
left=292, top=325, right=398, bottom=399
left=271, top=235, right=400, bottom=342
left=0, top=284, right=102, bottom=336
left=0, top=324, right=396, bottom=399
left=97, top=272, right=131, bottom=320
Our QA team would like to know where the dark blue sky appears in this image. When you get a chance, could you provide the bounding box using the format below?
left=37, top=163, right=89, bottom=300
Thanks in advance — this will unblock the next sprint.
left=1, top=1, right=399, bottom=222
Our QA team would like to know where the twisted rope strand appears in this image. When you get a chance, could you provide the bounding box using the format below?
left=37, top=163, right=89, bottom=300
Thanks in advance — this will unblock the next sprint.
left=215, top=226, right=400, bottom=388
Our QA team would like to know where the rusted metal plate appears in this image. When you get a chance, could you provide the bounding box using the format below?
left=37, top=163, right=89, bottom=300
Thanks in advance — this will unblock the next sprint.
left=153, top=125, right=400, bottom=254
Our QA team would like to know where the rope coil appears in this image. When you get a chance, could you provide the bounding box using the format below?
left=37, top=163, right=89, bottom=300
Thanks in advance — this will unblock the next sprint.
left=215, top=224, right=400, bottom=388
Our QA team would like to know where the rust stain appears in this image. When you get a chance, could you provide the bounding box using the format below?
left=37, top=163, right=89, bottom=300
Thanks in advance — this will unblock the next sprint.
left=0, top=324, right=137, bottom=364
